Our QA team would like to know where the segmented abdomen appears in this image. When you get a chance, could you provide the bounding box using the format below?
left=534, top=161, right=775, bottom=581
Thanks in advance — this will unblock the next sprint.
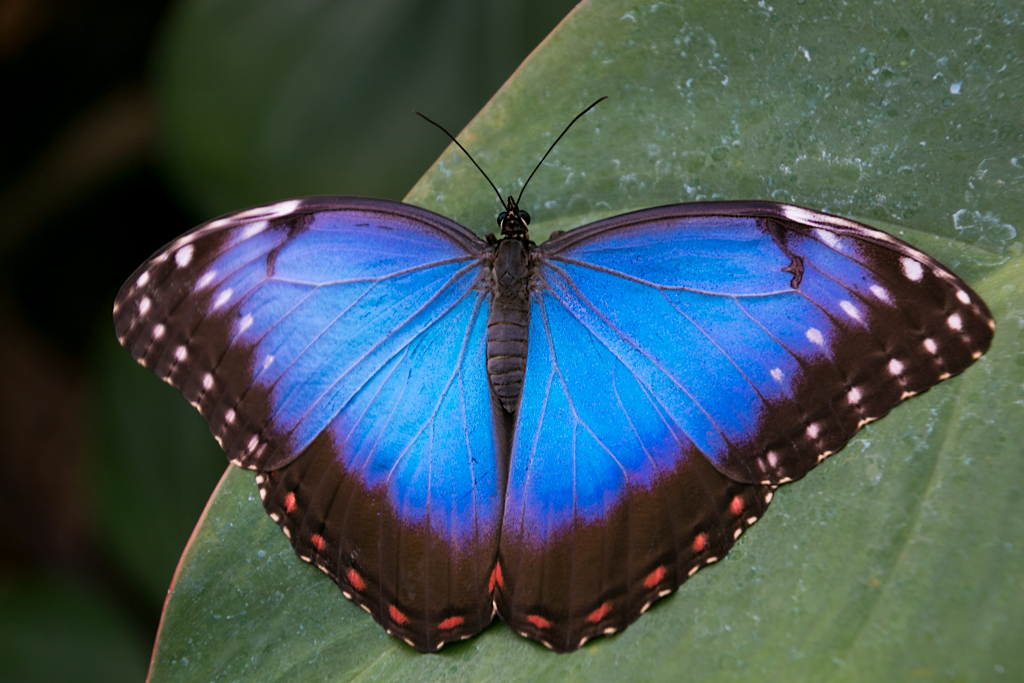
left=486, top=296, right=530, bottom=414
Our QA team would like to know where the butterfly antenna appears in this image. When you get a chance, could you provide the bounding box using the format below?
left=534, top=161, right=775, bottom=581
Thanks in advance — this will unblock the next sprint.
left=516, top=96, right=607, bottom=205
left=414, top=110, right=505, bottom=207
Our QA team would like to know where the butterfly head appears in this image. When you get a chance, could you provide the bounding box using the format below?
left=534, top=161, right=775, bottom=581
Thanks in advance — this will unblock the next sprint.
left=498, top=196, right=530, bottom=240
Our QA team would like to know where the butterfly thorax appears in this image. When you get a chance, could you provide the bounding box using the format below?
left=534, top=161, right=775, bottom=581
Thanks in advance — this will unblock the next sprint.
left=486, top=237, right=532, bottom=414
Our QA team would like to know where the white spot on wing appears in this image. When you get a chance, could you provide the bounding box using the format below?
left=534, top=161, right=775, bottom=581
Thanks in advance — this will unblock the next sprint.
left=239, top=314, right=253, bottom=333
left=152, top=324, right=165, bottom=340
left=220, top=199, right=302, bottom=227
left=840, top=300, right=862, bottom=321
left=262, top=355, right=274, bottom=370
left=174, top=345, right=187, bottom=361
left=196, top=270, right=216, bottom=289
left=225, top=408, right=235, bottom=424
left=847, top=387, right=862, bottom=404
left=900, top=257, right=924, bottom=281
left=239, top=220, right=269, bottom=241
left=175, top=244, right=194, bottom=267
left=136, top=271, right=149, bottom=287
left=923, top=338, right=938, bottom=354
left=888, top=358, right=904, bottom=375
left=947, top=313, right=963, bottom=331
left=770, top=367, right=784, bottom=382
left=213, top=288, right=233, bottom=309
left=814, top=228, right=842, bottom=249
left=248, top=435, right=259, bottom=452
left=806, top=327, right=824, bottom=345
left=780, top=204, right=864, bottom=232
left=870, top=284, right=891, bottom=303
left=780, top=204, right=818, bottom=226
left=956, top=290, right=971, bottom=304
left=767, top=451, right=779, bottom=467
left=202, top=373, right=214, bottom=390
left=806, top=423, right=820, bottom=439
left=138, top=297, right=151, bottom=315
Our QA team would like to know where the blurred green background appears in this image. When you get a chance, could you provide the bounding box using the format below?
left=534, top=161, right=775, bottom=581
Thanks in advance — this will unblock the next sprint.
left=1, top=1, right=1020, bottom=682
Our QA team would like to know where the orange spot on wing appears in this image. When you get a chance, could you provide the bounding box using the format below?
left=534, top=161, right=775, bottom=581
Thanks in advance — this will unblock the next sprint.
left=730, top=495, right=744, bottom=516
left=310, top=533, right=325, bottom=551
left=586, top=602, right=612, bottom=623
left=644, top=566, right=667, bottom=589
left=284, top=491, right=297, bottom=513
left=489, top=562, right=504, bottom=591
left=438, top=616, right=464, bottom=630
left=389, top=604, right=409, bottom=625
left=692, top=532, right=708, bottom=554
left=346, top=568, right=366, bottom=592
left=527, top=614, right=551, bottom=629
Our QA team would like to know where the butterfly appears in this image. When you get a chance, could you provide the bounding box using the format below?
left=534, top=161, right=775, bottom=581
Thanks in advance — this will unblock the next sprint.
left=113, top=100, right=993, bottom=653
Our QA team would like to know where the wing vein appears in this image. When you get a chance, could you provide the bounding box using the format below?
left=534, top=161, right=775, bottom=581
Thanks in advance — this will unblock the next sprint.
left=540, top=260, right=732, bottom=459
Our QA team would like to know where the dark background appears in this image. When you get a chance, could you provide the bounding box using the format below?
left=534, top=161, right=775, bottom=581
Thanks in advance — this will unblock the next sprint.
left=0, top=1, right=575, bottom=679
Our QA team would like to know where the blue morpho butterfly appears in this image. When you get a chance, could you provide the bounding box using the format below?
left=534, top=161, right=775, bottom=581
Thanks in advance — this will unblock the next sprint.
left=114, top=98, right=994, bottom=652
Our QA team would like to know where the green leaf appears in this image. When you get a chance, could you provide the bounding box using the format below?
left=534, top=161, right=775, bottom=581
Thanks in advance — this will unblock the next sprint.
left=149, top=0, right=1023, bottom=680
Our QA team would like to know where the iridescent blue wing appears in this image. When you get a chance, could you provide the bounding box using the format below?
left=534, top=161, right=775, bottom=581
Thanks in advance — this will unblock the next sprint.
left=495, top=201, right=993, bottom=651
left=113, top=197, right=500, bottom=651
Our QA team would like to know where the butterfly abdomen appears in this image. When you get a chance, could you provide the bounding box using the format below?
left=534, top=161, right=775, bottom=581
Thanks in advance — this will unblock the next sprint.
left=487, top=239, right=532, bottom=413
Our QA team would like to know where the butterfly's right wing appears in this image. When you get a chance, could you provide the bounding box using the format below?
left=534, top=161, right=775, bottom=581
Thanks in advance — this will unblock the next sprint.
left=494, top=201, right=992, bottom=651
left=113, top=197, right=501, bottom=651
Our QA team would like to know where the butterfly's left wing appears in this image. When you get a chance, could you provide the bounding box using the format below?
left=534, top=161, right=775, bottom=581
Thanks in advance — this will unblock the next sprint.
left=113, top=197, right=503, bottom=651
left=495, top=201, right=993, bottom=651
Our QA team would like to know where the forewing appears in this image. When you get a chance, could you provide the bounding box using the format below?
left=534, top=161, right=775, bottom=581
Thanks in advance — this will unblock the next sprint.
left=113, top=196, right=502, bottom=651
left=535, top=201, right=993, bottom=484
